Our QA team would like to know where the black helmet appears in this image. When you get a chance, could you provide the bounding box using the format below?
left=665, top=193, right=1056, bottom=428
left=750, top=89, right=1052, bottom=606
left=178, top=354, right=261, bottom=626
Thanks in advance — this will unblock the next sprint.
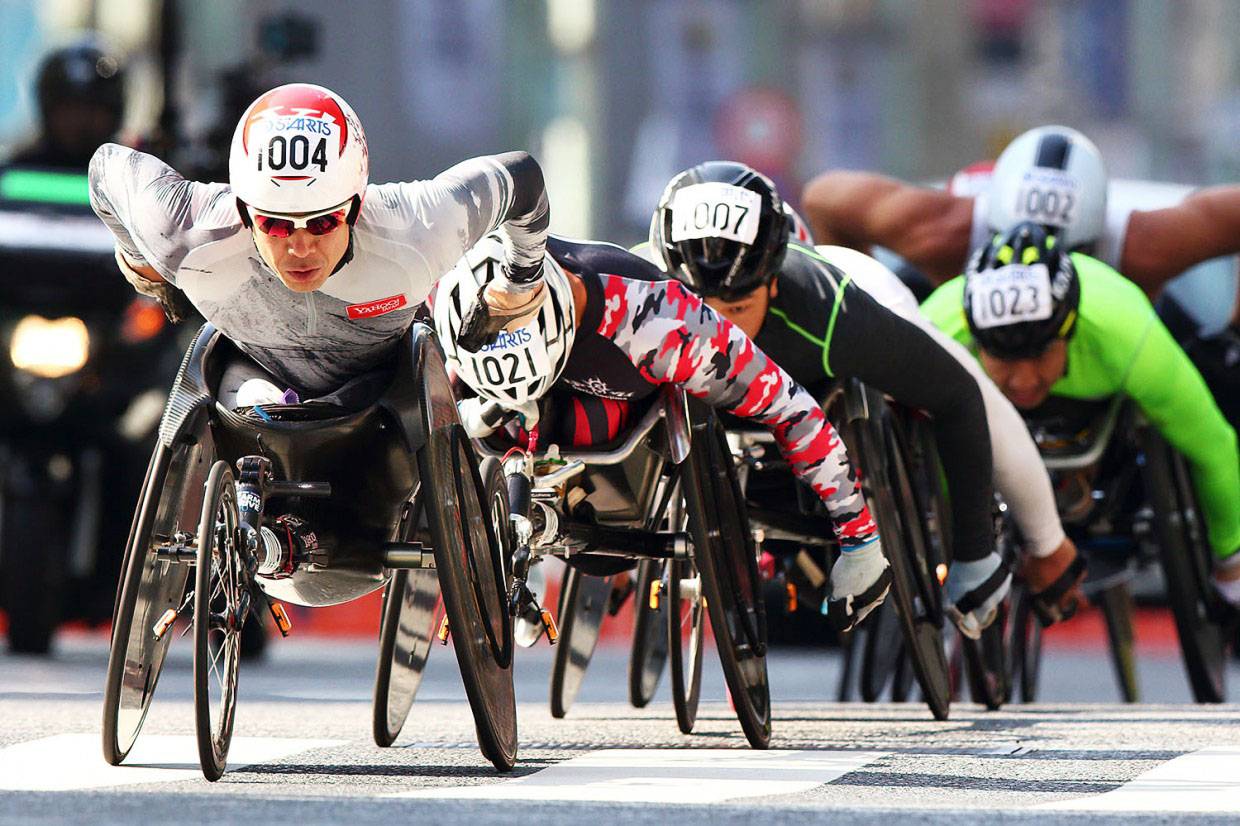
left=964, top=221, right=1080, bottom=360
left=650, top=161, right=789, bottom=301
left=35, top=38, right=126, bottom=131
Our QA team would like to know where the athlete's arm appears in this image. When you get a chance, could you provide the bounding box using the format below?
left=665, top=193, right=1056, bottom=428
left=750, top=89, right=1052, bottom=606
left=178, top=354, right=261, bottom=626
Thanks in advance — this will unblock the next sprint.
left=1121, top=313, right=1240, bottom=558
left=398, top=152, right=549, bottom=291
left=1122, top=185, right=1240, bottom=295
left=801, top=170, right=974, bottom=284
left=826, top=280, right=995, bottom=563
left=599, top=274, right=877, bottom=548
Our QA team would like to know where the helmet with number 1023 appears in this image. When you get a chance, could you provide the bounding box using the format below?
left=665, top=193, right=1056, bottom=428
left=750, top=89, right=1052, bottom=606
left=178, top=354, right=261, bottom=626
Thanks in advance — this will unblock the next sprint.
left=650, top=161, right=790, bottom=302
left=435, top=236, right=577, bottom=407
left=986, top=125, right=1107, bottom=251
left=964, top=221, right=1080, bottom=360
left=229, top=83, right=369, bottom=224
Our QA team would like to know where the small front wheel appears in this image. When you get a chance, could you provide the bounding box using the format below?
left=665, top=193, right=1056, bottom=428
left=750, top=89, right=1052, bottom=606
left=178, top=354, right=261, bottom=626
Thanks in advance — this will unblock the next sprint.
left=193, top=461, right=244, bottom=782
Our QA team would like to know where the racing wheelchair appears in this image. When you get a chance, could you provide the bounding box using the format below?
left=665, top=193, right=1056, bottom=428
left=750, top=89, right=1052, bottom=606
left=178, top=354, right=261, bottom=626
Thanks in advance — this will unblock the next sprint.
left=102, top=323, right=516, bottom=780
left=544, top=378, right=956, bottom=724
left=1024, top=395, right=1230, bottom=703
left=474, top=385, right=772, bottom=747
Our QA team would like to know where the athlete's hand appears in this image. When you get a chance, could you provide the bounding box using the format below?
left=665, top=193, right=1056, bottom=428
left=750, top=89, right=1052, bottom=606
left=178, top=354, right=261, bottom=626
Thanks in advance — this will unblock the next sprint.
left=456, top=280, right=545, bottom=353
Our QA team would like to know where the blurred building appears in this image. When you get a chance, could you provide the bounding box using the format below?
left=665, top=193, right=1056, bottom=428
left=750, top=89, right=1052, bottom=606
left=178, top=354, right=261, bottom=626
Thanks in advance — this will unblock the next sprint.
left=5, top=0, right=1240, bottom=246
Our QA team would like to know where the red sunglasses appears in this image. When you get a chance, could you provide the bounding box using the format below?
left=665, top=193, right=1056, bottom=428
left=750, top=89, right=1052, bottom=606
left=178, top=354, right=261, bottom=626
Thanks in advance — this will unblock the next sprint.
left=250, top=205, right=349, bottom=238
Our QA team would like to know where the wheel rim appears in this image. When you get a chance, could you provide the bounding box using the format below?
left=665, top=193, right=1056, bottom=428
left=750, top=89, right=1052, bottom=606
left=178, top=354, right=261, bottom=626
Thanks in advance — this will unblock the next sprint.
left=195, top=465, right=242, bottom=777
left=109, top=441, right=198, bottom=758
left=451, top=437, right=510, bottom=666
left=629, top=560, right=669, bottom=707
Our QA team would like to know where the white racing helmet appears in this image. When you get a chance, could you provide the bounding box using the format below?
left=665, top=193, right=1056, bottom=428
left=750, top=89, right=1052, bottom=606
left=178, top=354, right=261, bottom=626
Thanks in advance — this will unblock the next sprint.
left=229, top=82, right=368, bottom=221
left=435, top=236, right=576, bottom=408
left=987, top=125, right=1107, bottom=251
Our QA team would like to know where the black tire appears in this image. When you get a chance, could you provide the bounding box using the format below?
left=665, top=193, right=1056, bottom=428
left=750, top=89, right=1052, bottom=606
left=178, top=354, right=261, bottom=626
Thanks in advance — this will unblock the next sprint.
left=682, top=410, right=770, bottom=749
left=859, top=600, right=902, bottom=701
left=372, top=565, right=442, bottom=747
left=1099, top=580, right=1141, bottom=703
left=1006, top=584, right=1042, bottom=703
left=1139, top=427, right=1226, bottom=703
left=850, top=394, right=951, bottom=721
left=3, top=495, right=66, bottom=654
left=962, top=606, right=1008, bottom=710
left=628, top=559, right=669, bottom=708
left=668, top=557, right=704, bottom=733
left=102, top=436, right=205, bottom=765
left=193, top=461, right=243, bottom=782
left=549, top=567, right=611, bottom=718
left=419, top=425, right=517, bottom=770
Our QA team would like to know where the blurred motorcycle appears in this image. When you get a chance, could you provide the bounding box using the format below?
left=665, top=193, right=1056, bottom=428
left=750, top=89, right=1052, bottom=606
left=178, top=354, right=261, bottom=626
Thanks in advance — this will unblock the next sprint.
left=0, top=164, right=182, bottom=653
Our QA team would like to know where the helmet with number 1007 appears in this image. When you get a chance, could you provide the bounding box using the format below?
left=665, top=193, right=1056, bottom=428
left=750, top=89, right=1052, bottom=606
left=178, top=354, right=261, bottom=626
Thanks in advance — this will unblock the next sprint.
left=228, top=83, right=369, bottom=225
left=964, top=221, right=1080, bottom=360
left=650, top=161, right=790, bottom=302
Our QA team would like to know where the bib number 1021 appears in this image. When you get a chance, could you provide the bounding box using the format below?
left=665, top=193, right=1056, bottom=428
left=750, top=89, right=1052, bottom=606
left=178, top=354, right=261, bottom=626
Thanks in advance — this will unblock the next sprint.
left=257, top=135, right=328, bottom=173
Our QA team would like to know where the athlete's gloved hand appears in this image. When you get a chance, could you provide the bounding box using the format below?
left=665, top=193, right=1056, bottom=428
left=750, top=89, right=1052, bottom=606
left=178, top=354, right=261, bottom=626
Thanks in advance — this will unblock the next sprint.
left=1024, top=537, right=1088, bottom=626
left=1210, top=550, right=1240, bottom=608
left=456, top=273, right=546, bottom=353
left=114, top=247, right=196, bottom=323
left=824, top=539, right=891, bottom=633
left=457, top=397, right=540, bottom=438
left=945, top=550, right=1012, bottom=639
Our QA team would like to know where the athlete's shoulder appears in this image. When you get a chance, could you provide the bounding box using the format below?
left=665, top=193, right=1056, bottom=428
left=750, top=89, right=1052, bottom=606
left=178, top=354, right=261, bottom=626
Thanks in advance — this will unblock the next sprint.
left=1071, top=251, right=1152, bottom=309
left=920, top=274, right=970, bottom=339
left=550, top=234, right=664, bottom=282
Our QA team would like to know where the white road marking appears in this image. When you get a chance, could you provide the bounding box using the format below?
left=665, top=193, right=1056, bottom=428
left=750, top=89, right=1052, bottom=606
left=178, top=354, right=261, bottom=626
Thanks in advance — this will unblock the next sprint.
left=392, top=748, right=887, bottom=803
left=0, top=734, right=342, bottom=791
left=1037, top=746, right=1240, bottom=812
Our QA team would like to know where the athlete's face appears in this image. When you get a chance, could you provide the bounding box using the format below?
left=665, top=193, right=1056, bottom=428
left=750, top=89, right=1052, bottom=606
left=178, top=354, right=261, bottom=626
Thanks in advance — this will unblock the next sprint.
left=251, top=218, right=351, bottom=294
left=704, top=280, right=777, bottom=339
left=978, top=339, right=1068, bottom=409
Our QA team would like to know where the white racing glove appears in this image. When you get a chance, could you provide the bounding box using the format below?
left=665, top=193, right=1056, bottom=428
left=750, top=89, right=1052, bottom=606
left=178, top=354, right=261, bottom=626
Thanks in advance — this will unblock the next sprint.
left=457, top=397, right=540, bottom=439
left=1211, top=551, right=1240, bottom=607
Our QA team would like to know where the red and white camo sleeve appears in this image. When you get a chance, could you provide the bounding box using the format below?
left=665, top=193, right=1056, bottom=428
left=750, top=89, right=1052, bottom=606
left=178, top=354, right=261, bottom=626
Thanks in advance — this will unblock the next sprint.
left=596, top=274, right=877, bottom=548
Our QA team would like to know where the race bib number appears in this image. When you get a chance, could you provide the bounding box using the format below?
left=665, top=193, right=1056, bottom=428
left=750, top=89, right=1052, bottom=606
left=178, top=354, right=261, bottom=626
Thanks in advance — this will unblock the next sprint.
left=471, top=322, right=554, bottom=388
left=669, top=183, right=762, bottom=244
left=970, top=264, right=1053, bottom=329
left=1012, top=169, right=1079, bottom=227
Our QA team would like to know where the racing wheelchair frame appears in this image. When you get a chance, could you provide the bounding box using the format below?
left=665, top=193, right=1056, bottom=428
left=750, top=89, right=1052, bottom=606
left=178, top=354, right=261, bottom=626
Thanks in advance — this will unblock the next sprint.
left=102, top=323, right=517, bottom=780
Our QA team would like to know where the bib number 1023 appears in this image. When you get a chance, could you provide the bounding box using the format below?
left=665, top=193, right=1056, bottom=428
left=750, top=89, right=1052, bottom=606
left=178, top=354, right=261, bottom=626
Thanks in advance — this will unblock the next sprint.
left=970, top=263, right=1054, bottom=329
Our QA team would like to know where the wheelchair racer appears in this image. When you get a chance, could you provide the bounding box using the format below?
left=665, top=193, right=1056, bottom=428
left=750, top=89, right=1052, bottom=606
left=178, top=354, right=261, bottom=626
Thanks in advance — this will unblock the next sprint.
left=89, top=81, right=552, bottom=397
left=921, top=221, right=1240, bottom=603
left=636, top=162, right=1086, bottom=636
left=435, top=234, right=887, bottom=634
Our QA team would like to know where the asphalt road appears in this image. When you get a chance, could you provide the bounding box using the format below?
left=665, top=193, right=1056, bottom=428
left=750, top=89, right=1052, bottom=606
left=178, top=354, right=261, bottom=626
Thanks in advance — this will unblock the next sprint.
left=2, top=635, right=1239, bottom=824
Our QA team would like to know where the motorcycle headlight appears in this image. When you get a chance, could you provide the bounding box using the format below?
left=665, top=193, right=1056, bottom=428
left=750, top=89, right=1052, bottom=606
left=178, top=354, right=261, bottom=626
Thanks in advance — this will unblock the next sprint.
left=10, top=315, right=90, bottom=378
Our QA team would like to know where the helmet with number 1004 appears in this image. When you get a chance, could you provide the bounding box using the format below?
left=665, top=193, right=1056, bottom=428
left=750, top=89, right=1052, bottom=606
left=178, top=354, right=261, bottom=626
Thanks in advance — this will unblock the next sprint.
left=964, top=221, right=1080, bottom=360
left=229, top=83, right=368, bottom=223
left=650, top=161, right=790, bottom=302
left=987, top=125, right=1107, bottom=252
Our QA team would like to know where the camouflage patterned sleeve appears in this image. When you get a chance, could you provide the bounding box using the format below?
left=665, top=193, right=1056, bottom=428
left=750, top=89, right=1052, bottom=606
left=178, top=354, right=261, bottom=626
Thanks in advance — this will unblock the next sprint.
left=598, top=274, right=878, bottom=548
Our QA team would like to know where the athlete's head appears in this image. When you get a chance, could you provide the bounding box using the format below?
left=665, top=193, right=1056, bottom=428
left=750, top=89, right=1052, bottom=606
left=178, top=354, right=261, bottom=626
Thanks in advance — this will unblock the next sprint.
left=435, top=236, right=577, bottom=408
left=987, top=125, right=1107, bottom=253
left=229, top=83, right=368, bottom=292
left=964, top=221, right=1080, bottom=408
left=34, top=37, right=127, bottom=165
left=650, top=161, right=795, bottom=337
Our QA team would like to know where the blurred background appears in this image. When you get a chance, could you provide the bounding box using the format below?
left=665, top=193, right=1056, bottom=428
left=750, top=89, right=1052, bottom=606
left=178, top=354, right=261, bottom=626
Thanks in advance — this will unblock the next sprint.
left=2, top=0, right=1240, bottom=663
left=7, top=0, right=1240, bottom=245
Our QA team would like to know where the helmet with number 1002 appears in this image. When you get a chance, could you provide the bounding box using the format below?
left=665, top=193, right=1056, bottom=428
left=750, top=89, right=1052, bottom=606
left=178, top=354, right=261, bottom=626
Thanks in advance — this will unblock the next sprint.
left=964, top=221, right=1080, bottom=360
left=650, top=161, right=790, bottom=302
left=229, top=83, right=369, bottom=224
left=987, top=125, right=1107, bottom=252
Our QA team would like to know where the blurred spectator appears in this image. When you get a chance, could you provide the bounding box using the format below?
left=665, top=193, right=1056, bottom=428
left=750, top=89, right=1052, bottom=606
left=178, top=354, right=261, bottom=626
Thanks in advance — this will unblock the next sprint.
left=9, top=36, right=127, bottom=169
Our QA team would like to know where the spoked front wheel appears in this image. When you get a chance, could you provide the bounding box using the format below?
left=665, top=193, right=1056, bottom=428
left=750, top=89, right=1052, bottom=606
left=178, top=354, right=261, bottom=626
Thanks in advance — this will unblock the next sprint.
left=193, top=460, right=245, bottom=782
left=668, top=556, right=705, bottom=733
left=103, top=434, right=209, bottom=765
